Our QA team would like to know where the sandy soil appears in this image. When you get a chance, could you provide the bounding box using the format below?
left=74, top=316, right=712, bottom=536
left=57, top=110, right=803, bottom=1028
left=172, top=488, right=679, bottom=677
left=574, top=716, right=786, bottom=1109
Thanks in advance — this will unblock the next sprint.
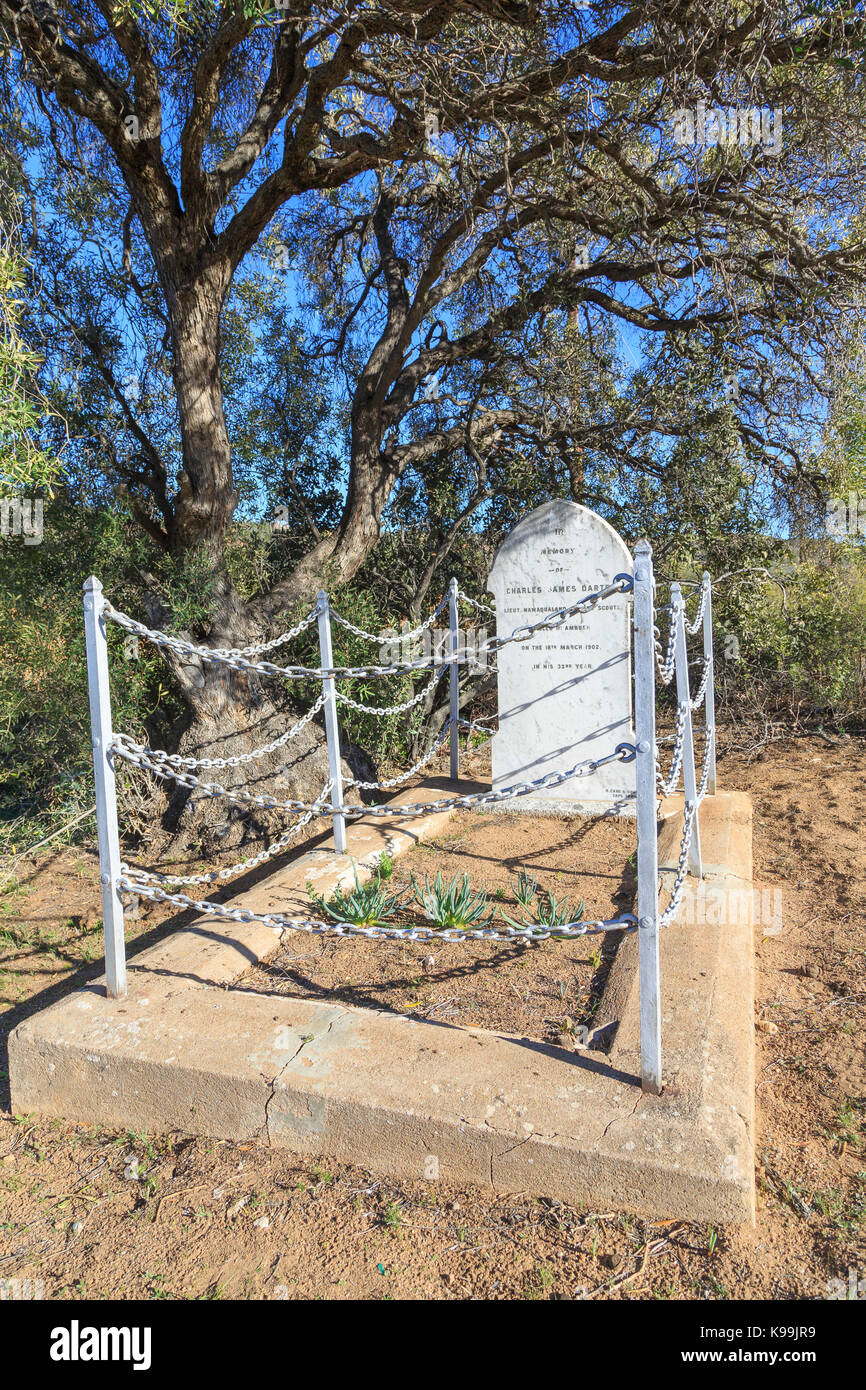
left=240, top=811, right=637, bottom=1045
left=0, top=733, right=864, bottom=1301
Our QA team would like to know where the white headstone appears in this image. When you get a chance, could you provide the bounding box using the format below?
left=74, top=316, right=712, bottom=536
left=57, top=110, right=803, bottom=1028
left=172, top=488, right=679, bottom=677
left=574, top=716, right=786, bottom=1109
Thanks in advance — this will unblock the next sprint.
left=487, top=500, right=636, bottom=815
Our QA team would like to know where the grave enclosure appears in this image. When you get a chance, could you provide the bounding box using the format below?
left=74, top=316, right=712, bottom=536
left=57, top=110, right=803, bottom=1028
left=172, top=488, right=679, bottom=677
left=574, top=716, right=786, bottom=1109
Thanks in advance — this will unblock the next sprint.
left=8, top=502, right=756, bottom=1223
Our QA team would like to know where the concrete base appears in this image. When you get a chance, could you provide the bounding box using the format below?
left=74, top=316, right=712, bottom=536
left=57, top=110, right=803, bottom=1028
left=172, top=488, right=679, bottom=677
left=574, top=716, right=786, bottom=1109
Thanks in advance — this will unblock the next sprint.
left=476, top=795, right=636, bottom=817
left=8, top=786, right=755, bottom=1223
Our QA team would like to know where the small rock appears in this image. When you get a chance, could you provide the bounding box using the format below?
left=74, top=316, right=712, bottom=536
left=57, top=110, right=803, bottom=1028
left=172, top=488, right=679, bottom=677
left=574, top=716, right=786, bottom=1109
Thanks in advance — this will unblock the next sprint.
left=804, top=964, right=820, bottom=979
left=212, top=1187, right=224, bottom=1199
left=422, top=955, right=435, bottom=971
left=123, top=1155, right=141, bottom=1181
left=253, top=1215, right=270, bottom=1230
left=70, top=1221, right=84, bottom=1239
left=757, top=1020, right=778, bottom=1034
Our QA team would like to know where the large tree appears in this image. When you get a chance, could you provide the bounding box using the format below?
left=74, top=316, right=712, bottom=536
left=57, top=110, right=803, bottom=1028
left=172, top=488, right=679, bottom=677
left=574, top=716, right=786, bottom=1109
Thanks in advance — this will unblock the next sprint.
left=2, top=0, right=865, bottom=849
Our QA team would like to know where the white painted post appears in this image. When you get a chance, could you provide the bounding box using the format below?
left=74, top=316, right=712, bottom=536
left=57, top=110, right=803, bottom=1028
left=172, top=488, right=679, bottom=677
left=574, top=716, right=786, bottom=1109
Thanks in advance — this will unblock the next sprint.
left=449, top=578, right=460, bottom=781
left=316, top=590, right=347, bottom=854
left=633, top=541, right=662, bottom=1095
left=82, top=576, right=127, bottom=1000
left=671, top=583, right=702, bottom=878
left=702, top=572, right=717, bottom=795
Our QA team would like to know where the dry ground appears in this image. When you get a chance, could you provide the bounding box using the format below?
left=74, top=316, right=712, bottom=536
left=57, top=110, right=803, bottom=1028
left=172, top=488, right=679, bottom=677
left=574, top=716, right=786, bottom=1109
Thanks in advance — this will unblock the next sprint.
left=240, top=810, right=637, bottom=1045
left=0, top=733, right=864, bottom=1301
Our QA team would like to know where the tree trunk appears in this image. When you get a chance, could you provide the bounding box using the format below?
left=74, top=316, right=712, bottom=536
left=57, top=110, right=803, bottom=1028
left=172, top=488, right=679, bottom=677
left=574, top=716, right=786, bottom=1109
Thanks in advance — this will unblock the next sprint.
left=166, top=268, right=238, bottom=556
left=127, top=276, right=386, bottom=863
left=134, top=579, right=376, bottom=865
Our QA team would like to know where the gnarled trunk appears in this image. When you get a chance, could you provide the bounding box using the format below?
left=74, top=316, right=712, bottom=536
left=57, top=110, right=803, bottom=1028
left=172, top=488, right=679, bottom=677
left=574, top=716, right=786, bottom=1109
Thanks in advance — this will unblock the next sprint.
left=133, top=578, right=376, bottom=865
left=126, top=275, right=388, bottom=863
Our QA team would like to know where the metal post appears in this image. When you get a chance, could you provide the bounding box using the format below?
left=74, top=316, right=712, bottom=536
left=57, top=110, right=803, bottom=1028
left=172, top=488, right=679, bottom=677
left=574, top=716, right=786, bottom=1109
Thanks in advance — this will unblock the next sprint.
left=316, top=590, right=347, bottom=854
left=82, top=576, right=127, bottom=1000
left=633, top=541, right=662, bottom=1095
left=701, top=572, right=717, bottom=795
left=448, top=578, right=460, bottom=781
left=671, top=583, right=702, bottom=878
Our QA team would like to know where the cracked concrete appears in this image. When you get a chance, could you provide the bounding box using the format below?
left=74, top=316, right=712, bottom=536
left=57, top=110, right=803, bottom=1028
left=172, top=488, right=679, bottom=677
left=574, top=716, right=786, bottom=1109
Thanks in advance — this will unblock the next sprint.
left=8, top=786, right=755, bottom=1222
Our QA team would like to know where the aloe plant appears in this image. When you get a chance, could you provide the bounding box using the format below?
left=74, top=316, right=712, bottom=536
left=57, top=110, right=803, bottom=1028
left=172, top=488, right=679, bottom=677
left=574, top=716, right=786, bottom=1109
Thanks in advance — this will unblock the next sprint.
left=501, top=887, right=587, bottom=935
left=511, top=867, right=538, bottom=908
left=411, top=870, right=492, bottom=930
left=534, top=891, right=586, bottom=931
left=310, top=863, right=406, bottom=929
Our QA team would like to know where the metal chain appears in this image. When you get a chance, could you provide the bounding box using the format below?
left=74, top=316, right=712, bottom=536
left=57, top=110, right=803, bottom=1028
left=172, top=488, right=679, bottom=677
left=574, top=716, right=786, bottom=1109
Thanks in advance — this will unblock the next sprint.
left=345, top=721, right=452, bottom=790
left=485, top=577, right=631, bottom=654
left=329, top=591, right=450, bottom=644
left=656, top=724, right=716, bottom=925
left=689, top=658, right=711, bottom=711
left=457, top=590, right=496, bottom=615
left=335, top=668, right=440, bottom=716
left=102, top=577, right=630, bottom=683
left=112, top=738, right=635, bottom=819
left=113, top=694, right=327, bottom=772
left=655, top=701, right=689, bottom=795
left=119, top=872, right=639, bottom=942
left=121, top=782, right=333, bottom=888
left=697, top=723, right=715, bottom=799
left=653, top=609, right=677, bottom=685
left=459, top=715, right=496, bottom=743
left=117, top=603, right=319, bottom=662
left=659, top=800, right=698, bottom=927
left=684, top=583, right=709, bottom=636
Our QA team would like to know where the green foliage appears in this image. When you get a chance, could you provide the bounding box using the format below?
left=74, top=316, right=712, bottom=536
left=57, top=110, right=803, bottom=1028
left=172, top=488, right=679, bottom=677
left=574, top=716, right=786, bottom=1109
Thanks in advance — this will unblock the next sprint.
left=0, top=501, right=183, bottom=839
left=502, top=887, right=586, bottom=934
left=512, top=868, right=538, bottom=908
left=707, top=543, right=866, bottom=727
left=309, top=863, right=406, bottom=929
left=286, top=579, right=440, bottom=768
left=411, top=869, right=491, bottom=930
left=0, top=228, right=65, bottom=491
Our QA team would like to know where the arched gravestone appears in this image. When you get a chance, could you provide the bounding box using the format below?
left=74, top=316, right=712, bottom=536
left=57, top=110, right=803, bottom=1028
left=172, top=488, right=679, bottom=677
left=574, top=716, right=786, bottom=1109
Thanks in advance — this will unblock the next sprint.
left=486, top=500, right=636, bottom=815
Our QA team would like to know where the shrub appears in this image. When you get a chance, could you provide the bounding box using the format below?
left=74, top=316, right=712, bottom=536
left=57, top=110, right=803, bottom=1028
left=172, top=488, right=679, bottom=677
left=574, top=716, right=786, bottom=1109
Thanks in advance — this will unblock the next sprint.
left=411, top=869, right=492, bottom=930
left=309, top=863, right=407, bottom=929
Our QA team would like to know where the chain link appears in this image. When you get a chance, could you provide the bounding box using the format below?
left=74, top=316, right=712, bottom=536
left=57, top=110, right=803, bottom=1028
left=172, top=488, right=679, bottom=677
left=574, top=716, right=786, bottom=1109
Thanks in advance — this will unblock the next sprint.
left=690, top=658, right=712, bottom=711
left=112, top=738, right=635, bottom=819
left=485, top=577, right=631, bottom=653
left=329, top=592, right=450, bottom=644
left=655, top=701, right=689, bottom=795
left=102, top=577, right=630, bottom=683
left=457, top=590, right=496, bottom=616
left=345, top=721, right=452, bottom=790
left=656, top=723, right=715, bottom=925
left=697, top=722, right=715, bottom=799
left=684, top=583, right=709, bottom=636
left=335, top=668, right=440, bottom=716
left=119, top=872, right=639, bottom=943
left=121, top=781, right=333, bottom=888
left=113, top=694, right=327, bottom=772
left=659, top=800, right=698, bottom=927
left=653, top=608, right=677, bottom=685
left=459, top=715, right=496, bottom=744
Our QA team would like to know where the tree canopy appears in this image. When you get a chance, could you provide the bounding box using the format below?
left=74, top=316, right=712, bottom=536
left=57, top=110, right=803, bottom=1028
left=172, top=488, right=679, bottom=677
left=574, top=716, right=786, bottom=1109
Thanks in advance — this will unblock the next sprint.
left=2, top=1, right=865, bottom=624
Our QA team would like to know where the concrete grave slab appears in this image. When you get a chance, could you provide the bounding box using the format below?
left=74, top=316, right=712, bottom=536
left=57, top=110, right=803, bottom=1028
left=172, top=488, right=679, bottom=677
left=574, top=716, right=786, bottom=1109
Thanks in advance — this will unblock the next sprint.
left=8, top=787, right=754, bottom=1223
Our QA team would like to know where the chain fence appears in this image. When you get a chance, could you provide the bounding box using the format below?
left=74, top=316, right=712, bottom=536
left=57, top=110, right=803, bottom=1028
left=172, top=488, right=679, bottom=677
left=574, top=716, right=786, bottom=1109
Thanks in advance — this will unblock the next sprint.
left=84, top=556, right=717, bottom=1091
